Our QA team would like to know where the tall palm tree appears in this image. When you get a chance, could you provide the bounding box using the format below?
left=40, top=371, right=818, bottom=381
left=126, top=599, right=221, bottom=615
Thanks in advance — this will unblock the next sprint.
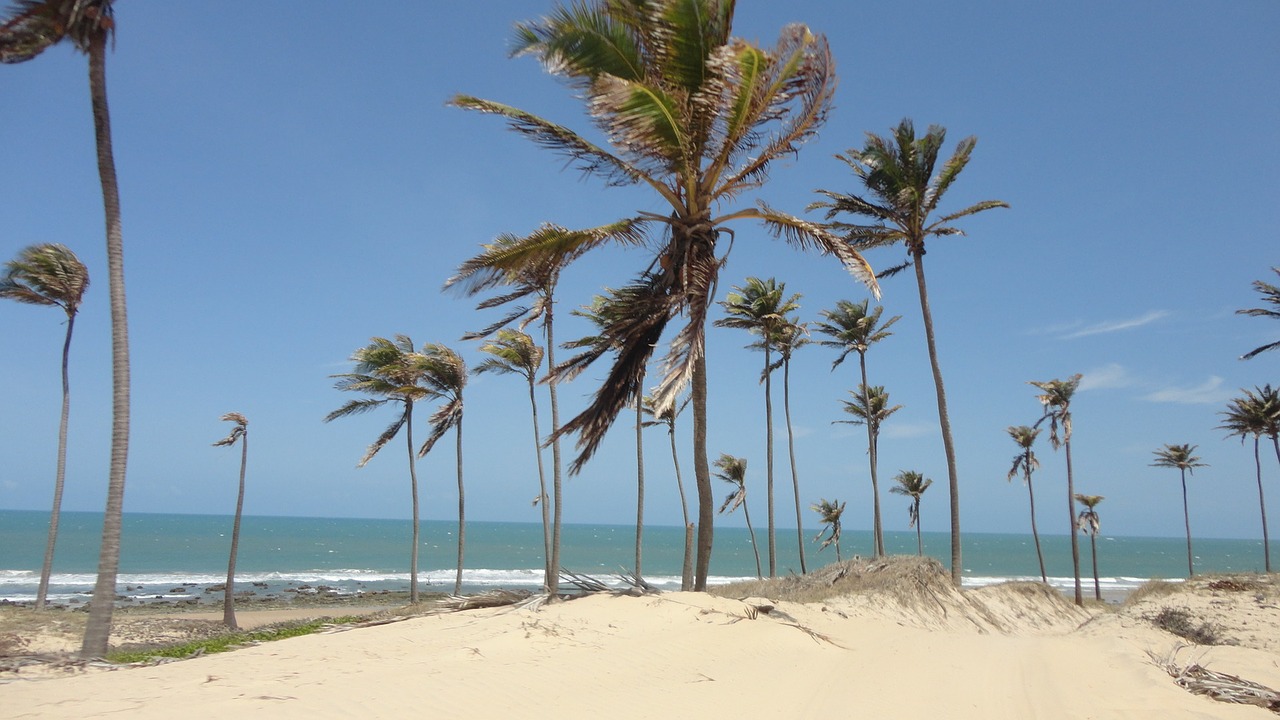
left=1219, top=387, right=1276, bottom=572
left=715, top=277, right=800, bottom=576
left=835, top=385, right=902, bottom=557
left=325, top=336, right=434, bottom=603
left=1030, top=374, right=1084, bottom=606
left=446, top=225, right=643, bottom=599
left=714, top=453, right=761, bottom=579
left=1006, top=425, right=1048, bottom=583
left=814, top=299, right=900, bottom=556
left=212, top=412, right=248, bottom=629
left=417, top=344, right=467, bottom=596
left=1150, top=443, right=1207, bottom=578
left=1074, top=494, right=1103, bottom=602
left=1237, top=267, right=1279, bottom=359
left=891, top=470, right=932, bottom=556
left=812, top=120, right=1008, bottom=586
left=452, top=0, right=879, bottom=589
left=776, top=318, right=810, bottom=574
left=3, top=0, right=129, bottom=659
left=811, top=498, right=846, bottom=561
left=642, top=395, right=693, bottom=590
left=1, top=243, right=89, bottom=610
left=475, top=329, right=551, bottom=588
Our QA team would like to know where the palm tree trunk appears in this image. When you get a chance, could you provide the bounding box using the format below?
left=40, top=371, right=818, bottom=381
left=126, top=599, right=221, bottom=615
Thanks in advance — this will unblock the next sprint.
left=1025, top=463, right=1047, bottom=584
left=668, top=421, right=693, bottom=591
left=1089, top=533, right=1100, bottom=601
left=634, top=398, right=645, bottom=579
left=1253, top=438, right=1271, bottom=572
left=910, top=251, right=961, bottom=585
left=406, top=403, right=420, bottom=604
left=527, top=379, right=551, bottom=591
left=454, top=418, right=465, bottom=595
left=1180, top=468, right=1194, bottom=577
left=915, top=501, right=923, bottom=556
left=1066, top=439, right=1082, bottom=605
left=859, top=355, right=884, bottom=557
left=545, top=303, right=563, bottom=598
left=223, top=430, right=247, bottom=629
left=763, top=347, right=776, bottom=577
left=81, top=35, right=130, bottom=659
left=37, top=313, right=76, bottom=610
left=693, top=354, right=713, bottom=591
left=783, top=357, right=806, bottom=573
left=742, top=496, right=762, bottom=579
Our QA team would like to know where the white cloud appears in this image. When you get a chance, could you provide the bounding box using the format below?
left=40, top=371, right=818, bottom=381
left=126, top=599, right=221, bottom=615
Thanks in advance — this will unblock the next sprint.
left=1078, top=363, right=1133, bottom=392
left=881, top=422, right=935, bottom=440
left=1059, top=310, right=1170, bottom=340
left=1143, top=376, right=1234, bottom=405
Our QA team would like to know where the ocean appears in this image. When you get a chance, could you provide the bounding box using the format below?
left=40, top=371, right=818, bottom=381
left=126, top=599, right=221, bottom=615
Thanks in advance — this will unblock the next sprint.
left=1, top=510, right=1274, bottom=605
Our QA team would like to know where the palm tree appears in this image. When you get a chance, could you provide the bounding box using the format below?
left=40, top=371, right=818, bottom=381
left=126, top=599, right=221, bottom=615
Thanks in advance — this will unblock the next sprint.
left=814, top=299, right=900, bottom=557
left=325, top=336, right=434, bottom=603
left=1150, top=443, right=1207, bottom=578
left=3, top=0, right=130, bottom=659
left=1219, top=387, right=1276, bottom=572
left=451, top=1, right=879, bottom=590
left=475, top=329, right=551, bottom=588
left=811, top=498, right=846, bottom=561
left=891, top=470, right=933, bottom=556
left=212, top=412, right=248, bottom=629
left=812, top=120, right=1008, bottom=586
left=1030, top=374, right=1084, bottom=606
left=1237, top=267, right=1279, bottom=359
left=417, top=344, right=467, bottom=596
left=715, top=453, right=761, bottom=579
left=715, top=277, right=800, bottom=576
left=642, top=395, right=693, bottom=590
left=1006, top=425, right=1048, bottom=583
left=776, top=318, right=810, bottom=574
left=0, top=243, right=89, bottom=610
left=835, top=385, right=902, bottom=557
left=1074, top=494, right=1103, bottom=602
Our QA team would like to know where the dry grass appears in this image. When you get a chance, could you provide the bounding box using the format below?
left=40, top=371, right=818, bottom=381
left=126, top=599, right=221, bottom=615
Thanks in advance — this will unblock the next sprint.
left=1123, top=579, right=1183, bottom=606
left=710, top=555, right=956, bottom=606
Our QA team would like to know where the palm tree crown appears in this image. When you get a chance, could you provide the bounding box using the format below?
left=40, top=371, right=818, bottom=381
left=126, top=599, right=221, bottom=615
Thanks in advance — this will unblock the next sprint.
left=1218, top=387, right=1276, bottom=572
left=1074, top=494, right=1103, bottom=536
left=1150, top=443, right=1206, bottom=474
left=891, top=470, right=933, bottom=526
left=0, top=243, right=89, bottom=315
left=811, top=498, right=845, bottom=559
left=813, top=299, right=899, bottom=370
left=0, top=0, right=115, bottom=63
left=1237, top=266, right=1280, bottom=359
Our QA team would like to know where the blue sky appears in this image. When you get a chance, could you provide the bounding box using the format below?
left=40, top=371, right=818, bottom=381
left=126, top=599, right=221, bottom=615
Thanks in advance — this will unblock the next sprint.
left=1, top=1, right=1277, bottom=547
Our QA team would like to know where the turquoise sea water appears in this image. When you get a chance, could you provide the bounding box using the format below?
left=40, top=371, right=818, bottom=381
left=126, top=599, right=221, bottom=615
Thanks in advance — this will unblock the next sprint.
left=1, top=510, right=1275, bottom=604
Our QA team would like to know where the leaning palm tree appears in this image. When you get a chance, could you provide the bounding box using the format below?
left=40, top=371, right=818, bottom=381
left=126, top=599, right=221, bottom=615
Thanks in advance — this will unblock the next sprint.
left=451, top=0, right=879, bottom=590
left=0, top=243, right=89, bottom=610
left=891, top=470, right=933, bottom=556
left=814, top=299, right=900, bottom=556
left=835, top=384, right=901, bottom=556
left=417, top=344, right=467, bottom=596
left=475, top=329, right=551, bottom=588
left=775, top=318, right=810, bottom=574
left=1074, top=494, right=1103, bottom=602
left=714, top=453, right=761, bottom=579
left=325, top=336, right=433, bottom=603
left=3, top=0, right=130, bottom=659
left=1150, top=443, right=1207, bottom=578
left=1219, top=388, right=1275, bottom=572
left=642, top=395, right=693, bottom=590
left=1237, top=267, right=1280, bottom=360
left=812, top=120, right=1008, bottom=586
left=212, top=412, right=248, bottom=629
left=715, top=277, right=800, bottom=576
left=811, top=498, right=846, bottom=561
left=1030, top=374, right=1084, bottom=606
left=1006, top=425, right=1048, bottom=583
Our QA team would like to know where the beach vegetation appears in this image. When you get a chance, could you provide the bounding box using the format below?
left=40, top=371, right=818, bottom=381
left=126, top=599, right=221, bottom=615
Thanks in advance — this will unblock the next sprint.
left=451, top=0, right=878, bottom=590
left=1074, top=493, right=1103, bottom=602
left=890, top=470, right=932, bottom=556
left=1031, top=374, right=1085, bottom=606
left=642, top=395, right=694, bottom=590
left=1150, top=443, right=1207, bottom=578
left=212, top=413, right=249, bottom=629
left=811, top=119, right=1008, bottom=586
left=1218, top=387, right=1276, bottom=572
left=715, top=453, right=761, bottom=579
left=0, top=243, right=89, bottom=611
left=716, top=277, right=802, bottom=577
left=836, top=385, right=902, bottom=556
left=1149, top=607, right=1223, bottom=646
left=814, top=299, right=900, bottom=557
left=416, top=344, right=468, bottom=595
left=776, top=318, right=811, bottom=575
left=106, top=615, right=369, bottom=665
left=1236, top=266, right=1280, bottom=360
left=1007, top=425, right=1048, bottom=583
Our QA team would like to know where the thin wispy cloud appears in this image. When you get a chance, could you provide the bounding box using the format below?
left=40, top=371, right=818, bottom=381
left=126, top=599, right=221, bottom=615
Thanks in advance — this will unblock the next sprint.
left=881, top=423, right=935, bottom=440
left=1059, top=310, right=1170, bottom=340
left=1078, top=363, right=1133, bottom=392
left=1143, top=376, right=1234, bottom=405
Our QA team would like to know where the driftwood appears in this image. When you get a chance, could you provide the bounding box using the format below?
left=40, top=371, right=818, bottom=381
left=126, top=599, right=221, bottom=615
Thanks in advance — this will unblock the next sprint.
left=1150, top=646, right=1280, bottom=714
left=437, top=589, right=534, bottom=612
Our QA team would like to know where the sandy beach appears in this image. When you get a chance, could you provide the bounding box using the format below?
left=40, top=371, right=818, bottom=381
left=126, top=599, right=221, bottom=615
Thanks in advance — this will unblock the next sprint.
left=3, top=559, right=1278, bottom=719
